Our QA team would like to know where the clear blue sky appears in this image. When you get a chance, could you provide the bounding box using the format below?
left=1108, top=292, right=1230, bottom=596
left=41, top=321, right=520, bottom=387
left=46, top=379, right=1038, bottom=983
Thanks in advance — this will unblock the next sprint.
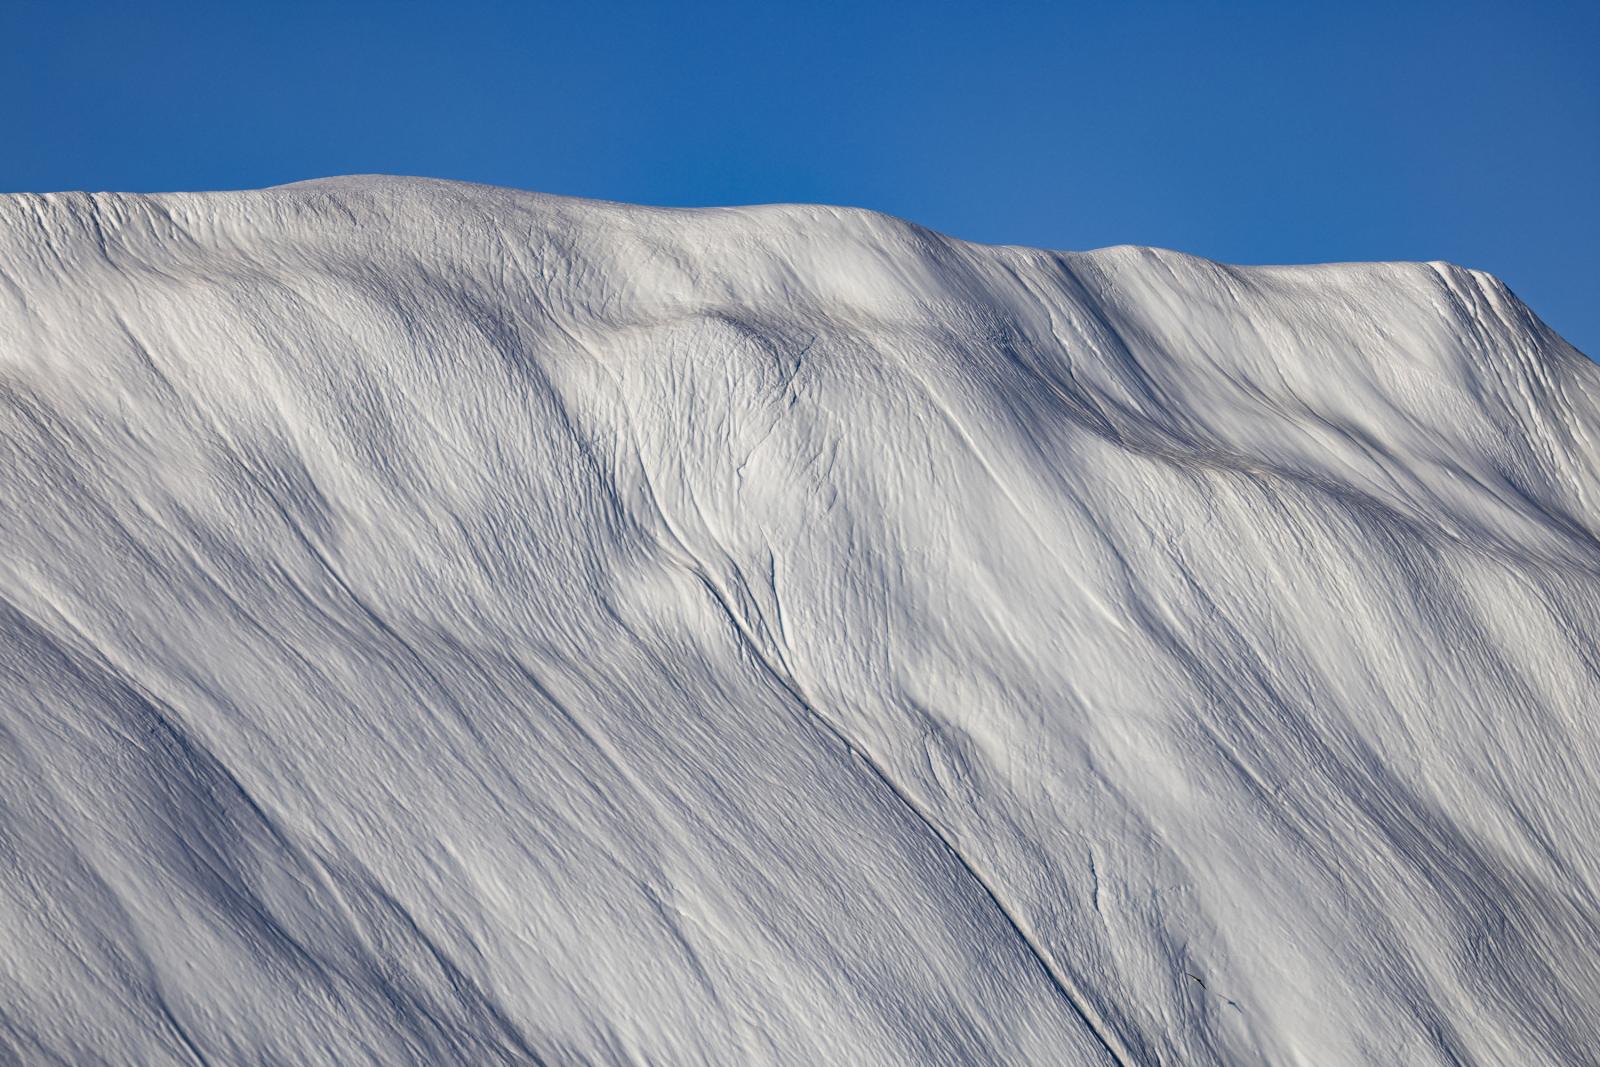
left=7, top=1, right=1597, bottom=355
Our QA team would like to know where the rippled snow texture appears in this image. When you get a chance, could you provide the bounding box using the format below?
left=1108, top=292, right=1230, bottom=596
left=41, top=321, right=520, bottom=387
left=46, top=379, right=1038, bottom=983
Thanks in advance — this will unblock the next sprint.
left=2, top=177, right=1598, bottom=1065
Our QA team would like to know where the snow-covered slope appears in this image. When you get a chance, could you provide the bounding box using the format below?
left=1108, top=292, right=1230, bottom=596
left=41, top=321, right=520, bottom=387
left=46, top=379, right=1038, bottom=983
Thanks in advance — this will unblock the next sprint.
left=2, top=176, right=1598, bottom=1066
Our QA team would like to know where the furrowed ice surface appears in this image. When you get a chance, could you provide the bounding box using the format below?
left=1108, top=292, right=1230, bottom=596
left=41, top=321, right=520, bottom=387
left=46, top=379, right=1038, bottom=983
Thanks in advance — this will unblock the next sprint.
left=1, top=176, right=1598, bottom=1065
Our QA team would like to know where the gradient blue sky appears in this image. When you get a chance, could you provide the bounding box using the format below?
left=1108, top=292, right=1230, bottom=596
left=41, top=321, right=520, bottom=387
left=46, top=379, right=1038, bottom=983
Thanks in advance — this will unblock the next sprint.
left=7, top=1, right=1597, bottom=355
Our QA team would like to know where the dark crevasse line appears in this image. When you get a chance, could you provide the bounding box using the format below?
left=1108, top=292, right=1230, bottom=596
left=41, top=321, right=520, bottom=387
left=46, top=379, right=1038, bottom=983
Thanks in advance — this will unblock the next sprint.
left=684, top=565, right=1144, bottom=1067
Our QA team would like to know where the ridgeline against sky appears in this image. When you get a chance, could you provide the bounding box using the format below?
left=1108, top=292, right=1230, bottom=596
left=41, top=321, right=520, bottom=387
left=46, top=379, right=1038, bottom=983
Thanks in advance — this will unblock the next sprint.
left=4, top=0, right=1596, bottom=356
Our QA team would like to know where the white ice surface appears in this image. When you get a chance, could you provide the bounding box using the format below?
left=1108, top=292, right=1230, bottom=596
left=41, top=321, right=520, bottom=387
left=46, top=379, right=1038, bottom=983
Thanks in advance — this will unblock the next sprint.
left=2, top=176, right=1598, bottom=1065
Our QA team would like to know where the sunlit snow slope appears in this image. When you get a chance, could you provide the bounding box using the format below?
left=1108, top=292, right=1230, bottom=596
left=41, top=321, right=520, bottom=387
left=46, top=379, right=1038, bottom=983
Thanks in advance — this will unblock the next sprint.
left=3, top=176, right=1599, bottom=1066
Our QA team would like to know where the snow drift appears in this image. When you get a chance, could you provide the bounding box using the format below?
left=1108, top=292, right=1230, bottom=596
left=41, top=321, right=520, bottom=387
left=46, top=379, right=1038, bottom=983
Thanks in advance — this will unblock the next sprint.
left=1, top=176, right=1598, bottom=1065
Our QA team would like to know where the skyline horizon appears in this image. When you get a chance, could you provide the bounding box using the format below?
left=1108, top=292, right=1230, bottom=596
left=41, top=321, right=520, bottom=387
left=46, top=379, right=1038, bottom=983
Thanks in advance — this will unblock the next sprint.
left=7, top=1, right=1595, bottom=356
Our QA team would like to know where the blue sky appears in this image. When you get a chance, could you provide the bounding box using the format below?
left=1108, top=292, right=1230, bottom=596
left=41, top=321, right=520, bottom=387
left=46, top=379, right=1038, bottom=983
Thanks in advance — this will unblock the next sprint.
left=7, top=1, right=1597, bottom=355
